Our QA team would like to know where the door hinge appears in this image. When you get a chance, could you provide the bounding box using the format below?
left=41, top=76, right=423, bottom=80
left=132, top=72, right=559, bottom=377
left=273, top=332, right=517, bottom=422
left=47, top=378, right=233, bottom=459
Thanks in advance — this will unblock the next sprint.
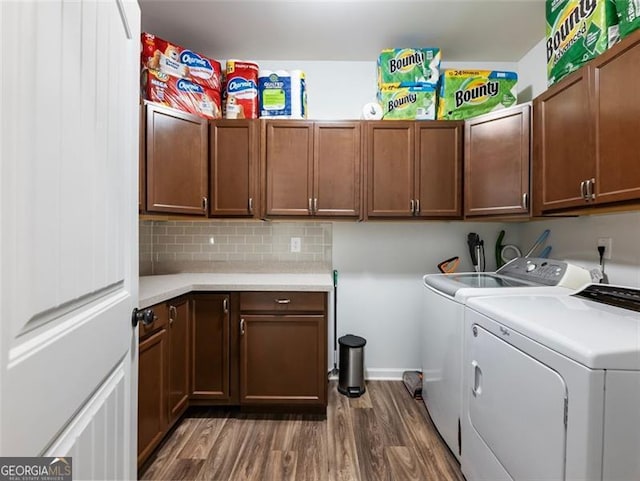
left=564, top=397, right=568, bottom=427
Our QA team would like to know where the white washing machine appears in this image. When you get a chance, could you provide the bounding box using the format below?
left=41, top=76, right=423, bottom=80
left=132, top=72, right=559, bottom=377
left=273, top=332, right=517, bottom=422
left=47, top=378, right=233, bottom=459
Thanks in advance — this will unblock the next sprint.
left=422, top=257, right=590, bottom=460
left=463, top=284, right=640, bottom=481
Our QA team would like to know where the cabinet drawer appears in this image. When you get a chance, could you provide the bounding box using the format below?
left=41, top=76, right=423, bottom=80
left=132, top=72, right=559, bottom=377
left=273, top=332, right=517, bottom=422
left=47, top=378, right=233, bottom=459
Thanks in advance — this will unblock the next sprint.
left=139, top=302, right=169, bottom=339
left=240, top=291, right=325, bottom=313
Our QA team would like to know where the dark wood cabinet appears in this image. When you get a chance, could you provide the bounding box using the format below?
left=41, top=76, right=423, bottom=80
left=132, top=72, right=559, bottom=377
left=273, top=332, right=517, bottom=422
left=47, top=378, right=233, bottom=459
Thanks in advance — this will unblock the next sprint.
left=263, top=121, right=315, bottom=216
left=209, top=120, right=259, bottom=217
left=534, top=30, right=640, bottom=214
left=191, top=294, right=233, bottom=402
left=533, top=69, right=593, bottom=214
left=167, top=297, right=190, bottom=422
left=591, top=31, right=640, bottom=205
left=262, top=120, right=362, bottom=218
left=137, top=303, right=169, bottom=467
left=416, top=122, right=463, bottom=218
left=313, top=122, right=361, bottom=217
left=365, top=121, right=462, bottom=218
left=465, top=104, right=530, bottom=218
left=145, top=103, right=208, bottom=215
left=239, top=292, right=327, bottom=408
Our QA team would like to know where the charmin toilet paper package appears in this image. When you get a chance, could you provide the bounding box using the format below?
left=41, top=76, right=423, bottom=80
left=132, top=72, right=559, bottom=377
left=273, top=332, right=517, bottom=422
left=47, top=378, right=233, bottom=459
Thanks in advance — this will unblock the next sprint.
left=616, top=0, right=640, bottom=37
left=141, top=69, right=222, bottom=119
left=546, top=0, right=619, bottom=86
left=258, top=69, right=306, bottom=118
left=377, top=85, right=437, bottom=120
left=437, top=70, right=517, bottom=120
left=377, top=48, right=441, bottom=88
left=225, top=60, right=259, bottom=119
left=141, top=32, right=222, bottom=90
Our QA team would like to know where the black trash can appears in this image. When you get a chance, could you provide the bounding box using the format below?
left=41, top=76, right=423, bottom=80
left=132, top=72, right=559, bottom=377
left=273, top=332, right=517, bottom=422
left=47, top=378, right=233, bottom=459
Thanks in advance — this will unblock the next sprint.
left=338, top=334, right=366, bottom=397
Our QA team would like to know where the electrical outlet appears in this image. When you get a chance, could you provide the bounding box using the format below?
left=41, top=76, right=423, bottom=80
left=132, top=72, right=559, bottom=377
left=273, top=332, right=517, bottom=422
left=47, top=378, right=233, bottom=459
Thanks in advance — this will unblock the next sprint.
left=290, top=237, right=301, bottom=253
left=597, top=237, right=612, bottom=259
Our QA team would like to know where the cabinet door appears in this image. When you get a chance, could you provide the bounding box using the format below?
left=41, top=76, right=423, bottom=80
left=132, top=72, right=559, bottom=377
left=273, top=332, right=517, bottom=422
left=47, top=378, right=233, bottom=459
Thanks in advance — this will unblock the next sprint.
left=210, top=120, right=258, bottom=217
left=264, top=121, right=314, bottom=216
left=415, top=121, right=463, bottom=218
left=465, top=105, right=530, bottom=217
left=240, top=315, right=327, bottom=406
left=146, top=103, right=208, bottom=215
left=533, top=69, right=595, bottom=213
left=313, top=122, right=361, bottom=217
left=366, top=122, right=415, bottom=217
left=591, top=31, right=640, bottom=205
left=138, top=329, right=168, bottom=466
left=167, top=297, right=190, bottom=423
left=191, top=294, right=231, bottom=401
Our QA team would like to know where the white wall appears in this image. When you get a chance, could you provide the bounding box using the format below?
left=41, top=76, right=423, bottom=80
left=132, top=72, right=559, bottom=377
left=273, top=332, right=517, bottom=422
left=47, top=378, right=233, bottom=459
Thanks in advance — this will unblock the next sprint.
left=518, top=213, right=640, bottom=288
left=517, top=37, right=547, bottom=102
left=254, top=59, right=517, bottom=119
left=332, top=221, right=515, bottom=379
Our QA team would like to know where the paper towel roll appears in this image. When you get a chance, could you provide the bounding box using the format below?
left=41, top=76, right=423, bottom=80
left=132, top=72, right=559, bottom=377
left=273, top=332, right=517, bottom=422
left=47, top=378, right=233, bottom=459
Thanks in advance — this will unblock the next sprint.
left=290, top=70, right=306, bottom=119
left=362, top=102, right=383, bottom=120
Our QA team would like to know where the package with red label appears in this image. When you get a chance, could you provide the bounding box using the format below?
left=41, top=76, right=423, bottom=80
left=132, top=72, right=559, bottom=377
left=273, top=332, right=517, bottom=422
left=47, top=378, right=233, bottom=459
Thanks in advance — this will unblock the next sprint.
left=141, top=69, right=221, bottom=119
left=224, top=60, right=259, bottom=119
left=141, top=32, right=222, bottom=91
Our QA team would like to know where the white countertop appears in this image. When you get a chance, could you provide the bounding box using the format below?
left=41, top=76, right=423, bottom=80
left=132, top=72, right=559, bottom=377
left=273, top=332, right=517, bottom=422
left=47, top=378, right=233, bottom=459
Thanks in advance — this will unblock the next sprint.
left=139, top=272, right=334, bottom=308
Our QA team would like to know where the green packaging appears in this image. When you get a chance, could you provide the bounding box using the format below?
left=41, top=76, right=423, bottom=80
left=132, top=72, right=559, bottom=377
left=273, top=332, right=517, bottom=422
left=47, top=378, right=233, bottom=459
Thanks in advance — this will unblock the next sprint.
left=615, top=0, right=640, bottom=37
left=377, top=48, right=441, bottom=88
left=546, top=0, right=619, bottom=86
left=437, top=70, right=517, bottom=120
left=377, top=85, right=437, bottom=120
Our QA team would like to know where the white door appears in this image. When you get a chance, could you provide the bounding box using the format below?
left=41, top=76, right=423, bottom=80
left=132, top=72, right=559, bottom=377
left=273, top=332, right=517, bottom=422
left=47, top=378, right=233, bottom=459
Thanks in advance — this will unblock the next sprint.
left=1, top=1, right=140, bottom=479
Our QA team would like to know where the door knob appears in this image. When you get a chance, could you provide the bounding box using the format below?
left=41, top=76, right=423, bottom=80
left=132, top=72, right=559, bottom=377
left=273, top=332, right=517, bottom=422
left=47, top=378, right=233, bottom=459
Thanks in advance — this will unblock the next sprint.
left=131, top=307, right=155, bottom=328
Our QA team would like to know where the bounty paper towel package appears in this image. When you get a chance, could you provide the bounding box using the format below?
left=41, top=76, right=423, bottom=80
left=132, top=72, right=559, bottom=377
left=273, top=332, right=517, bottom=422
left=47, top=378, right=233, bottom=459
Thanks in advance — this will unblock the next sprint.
left=616, top=0, right=640, bottom=38
left=378, top=86, right=437, bottom=120
left=377, top=48, right=441, bottom=88
left=437, top=70, right=517, bottom=120
left=546, top=0, right=619, bottom=86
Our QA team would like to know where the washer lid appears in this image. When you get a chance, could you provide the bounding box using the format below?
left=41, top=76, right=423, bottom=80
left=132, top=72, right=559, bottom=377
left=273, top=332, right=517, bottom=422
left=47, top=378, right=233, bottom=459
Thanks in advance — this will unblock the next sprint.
left=424, top=273, right=534, bottom=297
left=467, top=287, right=640, bottom=370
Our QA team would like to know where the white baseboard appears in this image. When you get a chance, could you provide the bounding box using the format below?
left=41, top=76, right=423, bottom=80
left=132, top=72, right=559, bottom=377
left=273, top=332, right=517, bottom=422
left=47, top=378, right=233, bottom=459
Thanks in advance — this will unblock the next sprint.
left=328, top=368, right=421, bottom=381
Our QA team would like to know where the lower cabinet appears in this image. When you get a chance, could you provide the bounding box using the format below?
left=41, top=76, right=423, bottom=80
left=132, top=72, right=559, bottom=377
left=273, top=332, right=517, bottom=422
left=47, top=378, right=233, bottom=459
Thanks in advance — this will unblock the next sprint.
left=138, top=290, right=328, bottom=469
left=137, top=304, right=169, bottom=468
left=190, top=293, right=237, bottom=403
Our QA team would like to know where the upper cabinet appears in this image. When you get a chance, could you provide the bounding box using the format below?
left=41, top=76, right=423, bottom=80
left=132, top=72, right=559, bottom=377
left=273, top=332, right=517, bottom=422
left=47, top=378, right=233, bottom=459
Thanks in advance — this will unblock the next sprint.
left=262, top=120, right=361, bottom=218
left=145, top=103, right=208, bottom=215
left=534, top=30, right=640, bottom=214
left=465, top=104, right=531, bottom=218
left=365, top=121, right=463, bottom=219
left=209, top=120, right=259, bottom=217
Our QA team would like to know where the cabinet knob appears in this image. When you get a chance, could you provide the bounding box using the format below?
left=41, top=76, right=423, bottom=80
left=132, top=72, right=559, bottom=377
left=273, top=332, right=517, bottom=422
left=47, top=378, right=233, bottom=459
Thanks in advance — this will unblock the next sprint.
left=308, top=198, right=313, bottom=215
left=313, top=198, right=318, bottom=214
left=275, top=298, right=291, bottom=304
left=248, top=197, right=254, bottom=214
left=240, top=318, right=245, bottom=336
left=415, top=199, right=420, bottom=215
left=522, top=192, right=529, bottom=209
left=202, top=196, right=208, bottom=213
left=410, top=199, right=415, bottom=214
left=587, top=178, right=596, bottom=200
left=223, top=297, right=229, bottom=314
left=169, top=305, right=176, bottom=325
left=580, top=181, right=587, bottom=200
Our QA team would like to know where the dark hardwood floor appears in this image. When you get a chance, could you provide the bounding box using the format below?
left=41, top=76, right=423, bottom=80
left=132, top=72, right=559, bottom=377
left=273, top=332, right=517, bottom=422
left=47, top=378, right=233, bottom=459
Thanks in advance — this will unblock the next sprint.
left=140, top=381, right=465, bottom=481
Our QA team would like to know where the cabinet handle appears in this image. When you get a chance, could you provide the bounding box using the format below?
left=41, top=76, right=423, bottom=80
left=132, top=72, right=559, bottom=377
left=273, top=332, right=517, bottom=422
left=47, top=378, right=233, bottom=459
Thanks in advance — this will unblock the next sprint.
left=223, top=297, right=229, bottom=314
left=202, top=196, right=208, bottom=213
left=410, top=199, right=415, bottom=214
left=580, top=180, right=587, bottom=200
left=587, top=178, right=596, bottom=200
left=415, top=199, right=420, bottom=215
left=522, top=192, right=529, bottom=209
left=313, top=198, right=318, bottom=214
left=308, top=198, right=313, bottom=214
left=169, top=305, right=177, bottom=325
left=275, top=298, right=291, bottom=304
left=248, top=197, right=253, bottom=214
left=240, top=318, right=245, bottom=336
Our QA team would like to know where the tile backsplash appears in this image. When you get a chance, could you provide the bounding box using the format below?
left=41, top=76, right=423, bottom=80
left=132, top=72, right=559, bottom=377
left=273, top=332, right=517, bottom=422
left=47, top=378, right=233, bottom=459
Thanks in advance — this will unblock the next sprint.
left=139, top=220, right=332, bottom=275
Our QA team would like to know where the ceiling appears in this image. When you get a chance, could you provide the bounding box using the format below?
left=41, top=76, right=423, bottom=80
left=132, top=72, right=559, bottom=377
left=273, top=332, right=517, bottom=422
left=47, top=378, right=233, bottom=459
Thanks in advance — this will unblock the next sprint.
left=140, top=0, right=545, bottom=63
